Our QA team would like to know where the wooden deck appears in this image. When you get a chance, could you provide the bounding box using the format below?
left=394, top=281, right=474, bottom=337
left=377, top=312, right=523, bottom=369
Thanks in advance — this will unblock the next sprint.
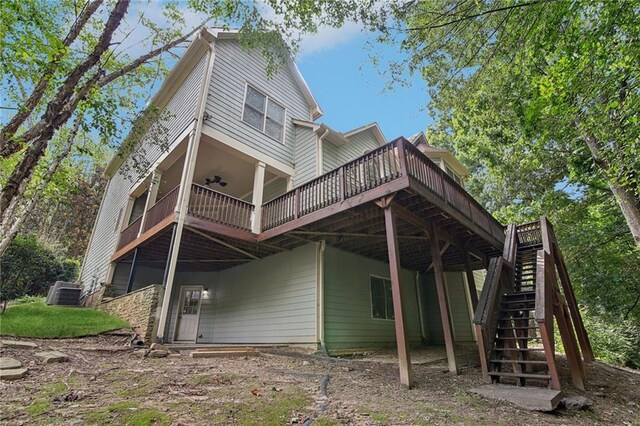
left=112, top=137, right=505, bottom=271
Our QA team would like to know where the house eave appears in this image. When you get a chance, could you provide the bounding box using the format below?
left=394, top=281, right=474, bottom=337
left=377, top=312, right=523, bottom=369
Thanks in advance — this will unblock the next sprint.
left=104, top=30, right=211, bottom=178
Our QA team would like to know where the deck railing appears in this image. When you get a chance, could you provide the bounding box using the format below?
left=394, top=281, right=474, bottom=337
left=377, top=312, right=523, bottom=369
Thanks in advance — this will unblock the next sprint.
left=142, top=185, right=180, bottom=232
left=515, top=220, right=542, bottom=246
left=117, top=215, right=142, bottom=250
left=262, top=137, right=504, bottom=243
left=402, top=141, right=504, bottom=243
left=188, top=183, right=254, bottom=231
left=262, top=142, right=401, bottom=230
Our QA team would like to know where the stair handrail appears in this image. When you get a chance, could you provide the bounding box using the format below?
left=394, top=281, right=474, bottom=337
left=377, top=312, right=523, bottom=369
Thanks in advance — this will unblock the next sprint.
left=539, top=216, right=594, bottom=363
left=473, top=224, right=517, bottom=383
left=534, top=249, right=562, bottom=390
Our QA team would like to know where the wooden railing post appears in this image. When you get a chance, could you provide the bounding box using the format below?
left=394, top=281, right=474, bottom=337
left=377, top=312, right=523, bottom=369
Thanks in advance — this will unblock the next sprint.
left=294, top=188, right=300, bottom=220
left=396, top=138, right=409, bottom=177
left=338, top=167, right=345, bottom=201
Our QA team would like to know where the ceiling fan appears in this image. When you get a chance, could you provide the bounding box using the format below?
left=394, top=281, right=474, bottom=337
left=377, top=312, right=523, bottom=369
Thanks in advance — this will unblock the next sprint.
left=205, top=175, right=228, bottom=187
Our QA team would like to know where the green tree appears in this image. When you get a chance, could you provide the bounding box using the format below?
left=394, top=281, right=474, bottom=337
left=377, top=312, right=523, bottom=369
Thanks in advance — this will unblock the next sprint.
left=383, top=0, right=640, bottom=245
left=0, top=235, right=78, bottom=305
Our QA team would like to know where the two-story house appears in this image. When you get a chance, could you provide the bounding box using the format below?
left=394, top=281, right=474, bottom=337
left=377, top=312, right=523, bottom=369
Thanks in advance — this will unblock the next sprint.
left=80, top=28, right=591, bottom=390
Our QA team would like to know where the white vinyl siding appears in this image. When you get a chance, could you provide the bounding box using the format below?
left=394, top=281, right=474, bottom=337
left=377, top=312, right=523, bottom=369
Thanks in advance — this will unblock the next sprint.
left=293, top=125, right=318, bottom=186
left=323, top=246, right=422, bottom=350
left=205, top=39, right=311, bottom=167
left=80, top=53, right=208, bottom=294
left=322, top=128, right=381, bottom=173
left=168, top=244, right=318, bottom=344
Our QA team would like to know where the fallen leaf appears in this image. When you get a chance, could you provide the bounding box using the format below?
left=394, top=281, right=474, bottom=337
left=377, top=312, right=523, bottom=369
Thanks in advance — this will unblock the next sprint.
left=251, top=388, right=261, bottom=397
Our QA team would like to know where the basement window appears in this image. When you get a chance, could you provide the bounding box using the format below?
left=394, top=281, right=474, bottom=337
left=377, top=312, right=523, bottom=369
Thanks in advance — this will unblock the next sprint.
left=242, top=84, right=285, bottom=142
left=370, top=276, right=394, bottom=320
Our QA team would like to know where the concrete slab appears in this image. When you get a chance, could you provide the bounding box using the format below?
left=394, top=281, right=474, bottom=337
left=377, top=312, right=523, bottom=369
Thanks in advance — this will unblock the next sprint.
left=0, top=368, right=27, bottom=380
left=190, top=349, right=259, bottom=359
left=0, top=357, right=22, bottom=370
left=35, top=351, right=69, bottom=363
left=470, top=384, right=563, bottom=411
left=1, top=340, right=38, bottom=349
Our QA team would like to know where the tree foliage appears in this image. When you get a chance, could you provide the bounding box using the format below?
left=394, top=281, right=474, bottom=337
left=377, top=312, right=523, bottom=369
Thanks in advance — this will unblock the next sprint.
left=0, top=235, right=79, bottom=303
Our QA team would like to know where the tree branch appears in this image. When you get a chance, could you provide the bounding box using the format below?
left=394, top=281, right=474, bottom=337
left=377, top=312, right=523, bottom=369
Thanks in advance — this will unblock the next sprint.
left=405, top=0, right=556, bottom=31
left=96, top=24, right=202, bottom=89
left=0, top=0, right=104, bottom=155
left=3, top=0, right=129, bottom=157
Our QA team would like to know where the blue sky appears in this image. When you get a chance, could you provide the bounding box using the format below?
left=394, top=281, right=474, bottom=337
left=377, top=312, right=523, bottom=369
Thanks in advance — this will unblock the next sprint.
left=296, top=31, right=433, bottom=141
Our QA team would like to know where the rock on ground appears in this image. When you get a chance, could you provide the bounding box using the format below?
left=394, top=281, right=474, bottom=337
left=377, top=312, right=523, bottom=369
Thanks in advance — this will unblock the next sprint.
left=35, top=351, right=69, bottom=363
left=0, top=368, right=28, bottom=380
left=0, top=357, right=22, bottom=370
left=1, top=340, right=38, bottom=349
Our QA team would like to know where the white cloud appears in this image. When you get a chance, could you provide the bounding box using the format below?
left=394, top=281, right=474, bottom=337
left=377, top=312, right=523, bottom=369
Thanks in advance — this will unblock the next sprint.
left=298, top=22, right=363, bottom=57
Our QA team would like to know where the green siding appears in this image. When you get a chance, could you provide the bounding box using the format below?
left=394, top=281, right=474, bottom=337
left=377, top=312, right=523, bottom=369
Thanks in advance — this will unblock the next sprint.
left=169, top=244, right=318, bottom=344
left=322, top=128, right=381, bottom=173
left=293, top=126, right=317, bottom=186
left=419, top=271, right=475, bottom=344
left=323, top=246, right=422, bottom=350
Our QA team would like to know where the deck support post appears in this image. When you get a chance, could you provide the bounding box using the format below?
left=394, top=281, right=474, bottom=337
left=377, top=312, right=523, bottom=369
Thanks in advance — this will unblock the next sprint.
left=430, top=225, right=459, bottom=374
left=125, top=248, right=140, bottom=294
left=463, top=248, right=479, bottom=312
left=383, top=205, right=413, bottom=388
left=251, top=161, right=266, bottom=233
left=139, top=170, right=162, bottom=236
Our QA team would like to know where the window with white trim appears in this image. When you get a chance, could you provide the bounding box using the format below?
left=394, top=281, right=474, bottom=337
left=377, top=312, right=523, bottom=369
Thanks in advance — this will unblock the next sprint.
left=445, top=165, right=462, bottom=186
left=242, top=85, right=285, bottom=142
left=370, top=276, right=394, bottom=320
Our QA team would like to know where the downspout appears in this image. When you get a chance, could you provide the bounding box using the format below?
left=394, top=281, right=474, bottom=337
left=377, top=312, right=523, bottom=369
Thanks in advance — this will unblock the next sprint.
left=317, top=240, right=327, bottom=355
left=156, top=32, right=216, bottom=342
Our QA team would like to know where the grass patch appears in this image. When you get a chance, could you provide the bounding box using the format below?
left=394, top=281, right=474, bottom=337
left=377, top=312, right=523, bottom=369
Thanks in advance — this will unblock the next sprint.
left=27, top=400, right=50, bottom=417
left=236, top=387, right=310, bottom=426
left=84, top=401, right=171, bottom=426
left=0, top=302, right=129, bottom=338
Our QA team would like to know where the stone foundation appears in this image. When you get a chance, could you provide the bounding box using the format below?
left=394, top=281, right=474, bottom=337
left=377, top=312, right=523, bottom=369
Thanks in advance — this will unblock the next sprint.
left=98, top=285, right=164, bottom=343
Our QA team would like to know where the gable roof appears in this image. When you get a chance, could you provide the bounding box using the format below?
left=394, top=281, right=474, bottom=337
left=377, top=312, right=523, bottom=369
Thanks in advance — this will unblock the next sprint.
left=408, top=131, right=469, bottom=178
left=343, top=122, right=387, bottom=146
left=211, top=29, right=323, bottom=120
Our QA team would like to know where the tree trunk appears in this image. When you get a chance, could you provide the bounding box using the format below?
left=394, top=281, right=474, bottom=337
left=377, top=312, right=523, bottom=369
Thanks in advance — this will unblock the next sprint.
left=583, top=133, right=640, bottom=246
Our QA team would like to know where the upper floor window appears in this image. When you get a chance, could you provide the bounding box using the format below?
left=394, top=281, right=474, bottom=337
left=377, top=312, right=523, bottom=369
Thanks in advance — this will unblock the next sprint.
left=445, top=165, right=462, bottom=186
left=242, top=85, right=285, bottom=142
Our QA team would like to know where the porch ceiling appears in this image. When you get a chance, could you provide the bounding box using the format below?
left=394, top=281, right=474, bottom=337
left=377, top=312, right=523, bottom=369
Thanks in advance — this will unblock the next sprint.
left=266, top=189, right=501, bottom=272
left=118, top=227, right=285, bottom=272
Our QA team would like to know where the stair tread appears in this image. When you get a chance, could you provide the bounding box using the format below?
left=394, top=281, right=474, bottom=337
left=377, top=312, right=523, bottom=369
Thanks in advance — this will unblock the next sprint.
left=503, top=292, right=535, bottom=298
left=497, top=326, right=539, bottom=330
left=489, top=372, right=551, bottom=379
left=496, top=336, right=541, bottom=340
left=493, top=347, right=544, bottom=352
left=500, top=307, right=535, bottom=312
left=502, top=299, right=535, bottom=305
left=489, top=359, right=548, bottom=364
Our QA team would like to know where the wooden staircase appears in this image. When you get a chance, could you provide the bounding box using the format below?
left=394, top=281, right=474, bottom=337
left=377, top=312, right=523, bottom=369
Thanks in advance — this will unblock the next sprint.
left=474, top=217, right=594, bottom=391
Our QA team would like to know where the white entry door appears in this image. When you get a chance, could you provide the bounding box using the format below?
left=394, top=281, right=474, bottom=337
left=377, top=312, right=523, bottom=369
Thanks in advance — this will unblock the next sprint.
left=175, top=286, right=202, bottom=342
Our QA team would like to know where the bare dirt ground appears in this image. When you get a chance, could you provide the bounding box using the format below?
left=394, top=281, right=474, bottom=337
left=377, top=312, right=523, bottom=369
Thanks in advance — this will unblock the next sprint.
left=1, top=334, right=639, bottom=425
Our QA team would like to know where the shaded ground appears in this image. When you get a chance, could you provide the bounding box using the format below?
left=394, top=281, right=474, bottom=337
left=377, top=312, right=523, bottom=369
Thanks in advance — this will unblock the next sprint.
left=1, top=334, right=638, bottom=425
